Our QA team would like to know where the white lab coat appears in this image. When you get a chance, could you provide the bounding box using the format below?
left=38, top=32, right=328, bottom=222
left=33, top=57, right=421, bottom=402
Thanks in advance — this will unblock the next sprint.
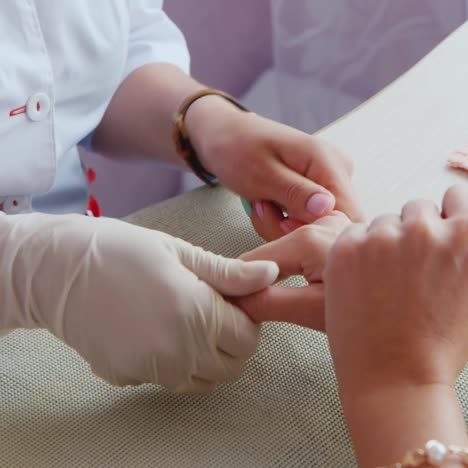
left=0, top=0, right=188, bottom=215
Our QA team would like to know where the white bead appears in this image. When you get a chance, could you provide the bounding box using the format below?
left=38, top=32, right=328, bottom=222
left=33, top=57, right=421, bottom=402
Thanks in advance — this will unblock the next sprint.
left=426, top=440, right=447, bottom=464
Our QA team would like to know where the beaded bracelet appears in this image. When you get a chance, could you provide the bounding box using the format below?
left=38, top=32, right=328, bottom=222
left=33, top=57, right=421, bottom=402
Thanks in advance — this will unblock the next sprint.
left=379, top=440, right=468, bottom=467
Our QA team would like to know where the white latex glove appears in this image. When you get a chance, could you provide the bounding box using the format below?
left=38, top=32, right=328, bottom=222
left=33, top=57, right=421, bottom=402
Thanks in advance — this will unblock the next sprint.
left=0, top=213, right=278, bottom=392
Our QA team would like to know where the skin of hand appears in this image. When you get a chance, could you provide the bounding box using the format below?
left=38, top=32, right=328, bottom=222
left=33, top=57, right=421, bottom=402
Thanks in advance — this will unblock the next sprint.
left=93, top=64, right=363, bottom=243
left=233, top=212, right=351, bottom=329
left=324, top=185, right=468, bottom=467
left=0, top=213, right=279, bottom=393
left=186, top=95, right=364, bottom=240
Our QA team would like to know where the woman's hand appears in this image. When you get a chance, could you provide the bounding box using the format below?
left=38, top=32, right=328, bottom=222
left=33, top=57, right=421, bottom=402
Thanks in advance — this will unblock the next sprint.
left=234, top=212, right=351, bottom=330
left=326, top=185, right=468, bottom=393
left=94, top=64, right=363, bottom=240
left=324, top=185, right=468, bottom=467
left=0, top=213, right=278, bottom=393
left=186, top=96, right=363, bottom=240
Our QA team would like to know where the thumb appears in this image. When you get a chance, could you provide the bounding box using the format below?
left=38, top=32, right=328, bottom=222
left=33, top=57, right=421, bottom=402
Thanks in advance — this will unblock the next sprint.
left=272, top=166, right=336, bottom=223
left=174, top=239, right=279, bottom=296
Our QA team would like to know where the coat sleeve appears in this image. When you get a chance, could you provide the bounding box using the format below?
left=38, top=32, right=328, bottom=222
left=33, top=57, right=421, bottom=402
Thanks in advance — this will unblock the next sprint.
left=124, top=0, right=190, bottom=79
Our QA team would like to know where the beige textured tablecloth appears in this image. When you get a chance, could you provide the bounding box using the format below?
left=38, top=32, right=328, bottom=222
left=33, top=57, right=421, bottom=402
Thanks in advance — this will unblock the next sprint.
left=2, top=23, right=468, bottom=468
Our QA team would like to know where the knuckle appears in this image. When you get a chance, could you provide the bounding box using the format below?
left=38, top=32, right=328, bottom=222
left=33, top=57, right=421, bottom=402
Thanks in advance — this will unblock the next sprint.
left=295, top=221, right=343, bottom=252
left=362, top=224, right=399, bottom=258
left=285, top=181, right=308, bottom=206
left=327, top=228, right=360, bottom=266
left=446, top=184, right=464, bottom=200
left=402, top=218, right=444, bottom=262
left=364, top=233, right=396, bottom=258
left=368, top=224, right=398, bottom=241
left=450, top=216, right=468, bottom=248
left=403, top=217, right=436, bottom=243
left=295, top=226, right=333, bottom=259
left=369, top=214, right=389, bottom=228
left=295, top=225, right=319, bottom=244
left=452, top=215, right=468, bottom=235
left=333, top=212, right=353, bottom=229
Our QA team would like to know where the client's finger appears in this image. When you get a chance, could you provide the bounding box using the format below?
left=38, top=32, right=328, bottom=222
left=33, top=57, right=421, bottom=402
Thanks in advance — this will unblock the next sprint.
left=242, top=212, right=351, bottom=282
left=442, top=184, right=468, bottom=218
left=368, top=214, right=401, bottom=232
left=233, top=283, right=325, bottom=331
left=401, top=199, right=439, bottom=222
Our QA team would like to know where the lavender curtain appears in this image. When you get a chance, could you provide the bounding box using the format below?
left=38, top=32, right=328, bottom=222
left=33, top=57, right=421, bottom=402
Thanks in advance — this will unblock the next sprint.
left=271, top=0, right=467, bottom=132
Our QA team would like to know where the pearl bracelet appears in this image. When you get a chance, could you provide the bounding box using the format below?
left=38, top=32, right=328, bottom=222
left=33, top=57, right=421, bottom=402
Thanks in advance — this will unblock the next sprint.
left=379, top=440, right=468, bottom=467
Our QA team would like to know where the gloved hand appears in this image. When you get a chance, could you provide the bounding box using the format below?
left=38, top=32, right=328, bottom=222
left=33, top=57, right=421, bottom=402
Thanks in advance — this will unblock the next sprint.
left=0, top=213, right=278, bottom=392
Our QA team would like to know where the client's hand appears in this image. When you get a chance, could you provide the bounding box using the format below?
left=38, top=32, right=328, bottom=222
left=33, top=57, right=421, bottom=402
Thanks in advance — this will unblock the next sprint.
left=324, top=185, right=468, bottom=467
left=234, top=212, right=351, bottom=330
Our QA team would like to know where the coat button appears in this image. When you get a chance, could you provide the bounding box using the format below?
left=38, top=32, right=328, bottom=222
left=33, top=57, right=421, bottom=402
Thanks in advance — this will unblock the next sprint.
left=2, top=196, right=31, bottom=214
left=26, top=92, right=51, bottom=121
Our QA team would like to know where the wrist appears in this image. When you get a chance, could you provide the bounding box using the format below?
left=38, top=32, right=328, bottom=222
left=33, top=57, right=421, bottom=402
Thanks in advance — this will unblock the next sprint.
left=342, top=382, right=467, bottom=468
left=184, top=94, right=247, bottom=175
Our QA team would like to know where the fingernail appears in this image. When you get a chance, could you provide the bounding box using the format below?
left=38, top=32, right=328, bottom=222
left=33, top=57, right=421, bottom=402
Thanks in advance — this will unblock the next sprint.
left=241, top=197, right=252, bottom=217
left=306, top=193, right=335, bottom=217
left=254, top=202, right=264, bottom=222
left=280, top=221, right=292, bottom=234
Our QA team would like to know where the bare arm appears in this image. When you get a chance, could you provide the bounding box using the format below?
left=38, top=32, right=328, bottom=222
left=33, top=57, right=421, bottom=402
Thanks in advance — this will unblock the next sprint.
left=324, top=185, right=468, bottom=467
left=343, top=384, right=466, bottom=468
left=92, top=63, right=205, bottom=165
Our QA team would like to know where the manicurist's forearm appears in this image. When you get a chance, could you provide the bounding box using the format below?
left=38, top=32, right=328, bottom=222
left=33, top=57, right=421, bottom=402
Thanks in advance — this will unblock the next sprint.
left=92, top=63, right=238, bottom=169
